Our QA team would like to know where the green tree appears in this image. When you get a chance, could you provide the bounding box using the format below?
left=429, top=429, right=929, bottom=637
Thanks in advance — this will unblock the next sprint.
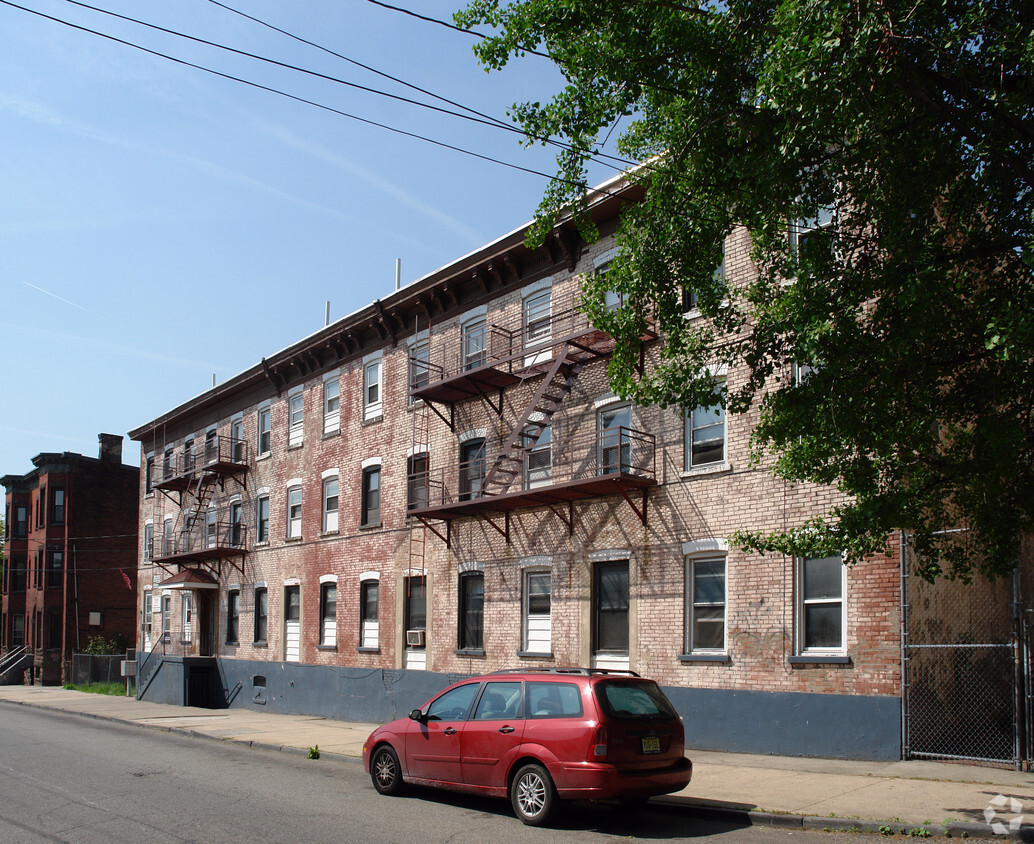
left=457, top=0, right=1034, bottom=580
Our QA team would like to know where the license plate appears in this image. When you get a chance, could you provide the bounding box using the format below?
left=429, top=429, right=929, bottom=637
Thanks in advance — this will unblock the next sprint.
left=641, top=736, right=660, bottom=754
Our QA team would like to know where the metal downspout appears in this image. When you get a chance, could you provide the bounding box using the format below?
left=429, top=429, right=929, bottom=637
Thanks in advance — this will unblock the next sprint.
left=899, top=529, right=909, bottom=761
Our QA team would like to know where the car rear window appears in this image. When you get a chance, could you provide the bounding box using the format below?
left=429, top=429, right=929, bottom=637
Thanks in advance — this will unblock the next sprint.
left=526, top=681, right=583, bottom=718
left=594, top=680, right=679, bottom=720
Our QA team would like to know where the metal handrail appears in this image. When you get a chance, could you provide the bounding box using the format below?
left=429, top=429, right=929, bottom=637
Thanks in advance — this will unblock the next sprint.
left=155, top=522, right=248, bottom=560
left=408, top=425, right=656, bottom=508
left=151, top=435, right=250, bottom=487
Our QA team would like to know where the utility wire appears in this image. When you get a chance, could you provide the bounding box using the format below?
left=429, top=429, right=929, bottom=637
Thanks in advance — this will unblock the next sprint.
left=204, top=0, right=635, bottom=169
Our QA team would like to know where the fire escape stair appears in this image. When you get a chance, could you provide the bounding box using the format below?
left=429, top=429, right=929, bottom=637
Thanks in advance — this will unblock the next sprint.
left=482, top=345, right=584, bottom=497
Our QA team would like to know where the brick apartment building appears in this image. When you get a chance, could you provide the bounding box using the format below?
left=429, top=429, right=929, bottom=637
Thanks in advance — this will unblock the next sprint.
left=126, top=177, right=1030, bottom=763
left=1, top=434, right=139, bottom=685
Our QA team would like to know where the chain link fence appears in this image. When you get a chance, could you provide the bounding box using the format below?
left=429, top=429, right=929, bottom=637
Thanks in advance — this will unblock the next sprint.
left=902, top=531, right=1020, bottom=766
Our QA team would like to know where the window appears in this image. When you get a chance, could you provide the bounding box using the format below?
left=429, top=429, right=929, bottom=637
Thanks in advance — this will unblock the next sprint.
left=462, top=319, right=487, bottom=371
left=458, top=571, right=484, bottom=651
left=286, top=486, right=302, bottom=538
left=50, top=488, right=65, bottom=524
left=361, top=466, right=380, bottom=527
left=46, top=550, right=63, bottom=589
left=426, top=682, right=478, bottom=721
left=360, top=579, right=379, bottom=649
left=14, top=504, right=27, bottom=538
left=593, top=560, right=629, bottom=656
left=524, top=424, right=552, bottom=488
left=36, top=491, right=44, bottom=529
left=226, top=590, right=239, bottom=644
left=473, top=681, right=521, bottom=720
left=181, top=593, right=193, bottom=642
left=598, top=404, right=631, bottom=474
left=459, top=438, right=486, bottom=500
left=10, top=554, right=25, bottom=592
left=524, top=288, right=552, bottom=348
left=254, top=587, right=268, bottom=643
left=142, top=590, right=152, bottom=640
left=230, top=501, right=243, bottom=547
left=230, top=417, right=244, bottom=462
left=791, top=206, right=835, bottom=261
left=12, top=614, right=24, bottom=647
left=182, top=438, right=194, bottom=473
left=363, top=358, right=382, bottom=421
left=405, top=575, right=426, bottom=647
left=686, top=379, right=726, bottom=468
left=322, top=476, right=339, bottom=533
left=527, top=681, right=582, bottom=718
left=407, top=453, right=428, bottom=511
left=161, top=595, right=171, bottom=641
left=797, top=554, right=845, bottom=653
left=205, top=429, right=218, bottom=464
left=34, top=548, right=44, bottom=589
left=408, top=338, right=429, bottom=401
left=205, top=508, right=218, bottom=549
left=256, top=494, right=270, bottom=543
left=163, top=518, right=174, bottom=558
left=686, top=556, right=726, bottom=653
left=288, top=391, right=304, bottom=448
left=257, top=407, right=271, bottom=457
left=145, top=455, right=155, bottom=494
left=320, top=581, right=337, bottom=647
left=323, top=376, right=340, bottom=435
left=522, top=569, right=551, bottom=654
left=144, top=523, right=154, bottom=561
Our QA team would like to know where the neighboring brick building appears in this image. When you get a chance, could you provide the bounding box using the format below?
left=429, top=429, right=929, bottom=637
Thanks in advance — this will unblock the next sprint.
left=1, top=434, right=139, bottom=685
left=126, top=178, right=911, bottom=758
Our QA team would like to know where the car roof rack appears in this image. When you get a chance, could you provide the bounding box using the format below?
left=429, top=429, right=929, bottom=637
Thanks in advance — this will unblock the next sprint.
left=487, top=667, right=641, bottom=678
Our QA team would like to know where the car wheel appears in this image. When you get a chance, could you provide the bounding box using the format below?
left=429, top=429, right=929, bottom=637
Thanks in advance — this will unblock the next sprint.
left=510, top=762, right=557, bottom=826
left=370, top=745, right=404, bottom=796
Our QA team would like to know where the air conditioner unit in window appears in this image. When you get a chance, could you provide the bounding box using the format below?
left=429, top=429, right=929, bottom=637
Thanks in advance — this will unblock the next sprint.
left=406, top=629, right=425, bottom=647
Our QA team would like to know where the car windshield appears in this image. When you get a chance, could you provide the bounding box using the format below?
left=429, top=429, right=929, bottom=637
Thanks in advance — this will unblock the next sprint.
left=594, top=680, right=679, bottom=720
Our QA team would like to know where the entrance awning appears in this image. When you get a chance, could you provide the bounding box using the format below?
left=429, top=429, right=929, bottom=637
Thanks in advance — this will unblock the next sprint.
left=158, top=569, right=219, bottom=590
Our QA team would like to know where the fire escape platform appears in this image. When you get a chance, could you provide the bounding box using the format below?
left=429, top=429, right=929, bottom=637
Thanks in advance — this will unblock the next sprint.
left=152, top=544, right=245, bottom=566
left=408, top=472, right=657, bottom=520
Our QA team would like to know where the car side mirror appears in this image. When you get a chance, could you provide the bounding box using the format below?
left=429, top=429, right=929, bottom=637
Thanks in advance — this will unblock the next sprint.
left=409, top=709, right=426, bottom=722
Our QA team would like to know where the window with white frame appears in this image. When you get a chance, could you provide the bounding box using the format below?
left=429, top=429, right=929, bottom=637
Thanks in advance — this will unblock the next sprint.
left=162, top=518, right=173, bottom=557
left=323, top=374, right=340, bottom=435
left=458, top=570, right=484, bottom=651
left=143, top=522, right=153, bottom=561
left=205, top=508, right=218, bottom=549
left=181, top=593, right=192, bottom=642
left=204, top=428, right=218, bottom=464
left=686, top=556, right=726, bottom=653
left=288, top=390, right=304, bottom=448
left=524, top=288, right=552, bottom=349
left=407, top=452, right=428, bottom=511
left=230, top=417, right=244, bottom=462
left=145, top=454, right=155, bottom=494
left=462, top=318, right=487, bottom=371
left=226, top=590, right=239, bottom=644
left=256, top=492, right=270, bottom=543
left=524, top=423, right=552, bottom=488
left=361, top=465, right=380, bottom=526
left=363, top=355, right=382, bottom=422
left=257, top=406, right=271, bottom=457
left=142, top=589, right=152, bottom=640
left=522, top=568, right=551, bottom=654
left=685, top=379, right=726, bottom=469
left=360, top=576, right=379, bottom=649
left=322, top=474, right=339, bottom=533
left=253, top=586, right=267, bottom=643
left=320, top=579, right=337, bottom=647
left=230, top=500, right=243, bottom=547
left=286, top=484, right=302, bottom=538
left=797, top=554, right=846, bottom=653
left=791, top=206, right=835, bottom=261
left=598, top=403, right=631, bottom=475
left=408, top=337, right=429, bottom=402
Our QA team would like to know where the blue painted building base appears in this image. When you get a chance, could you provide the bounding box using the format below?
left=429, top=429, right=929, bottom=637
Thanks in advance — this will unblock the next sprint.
left=137, top=657, right=901, bottom=761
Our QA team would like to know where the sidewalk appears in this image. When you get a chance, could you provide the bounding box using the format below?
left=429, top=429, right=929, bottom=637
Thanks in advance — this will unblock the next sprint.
left=1, top=685, right=1031, bottom=839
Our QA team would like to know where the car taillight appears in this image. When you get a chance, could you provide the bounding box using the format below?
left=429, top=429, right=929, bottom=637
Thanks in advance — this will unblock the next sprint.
left=589, top=725, right=608, bottom=762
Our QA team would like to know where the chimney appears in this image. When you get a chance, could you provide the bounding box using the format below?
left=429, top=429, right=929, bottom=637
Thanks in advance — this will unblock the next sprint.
left=98, top=433, right=123, bottom=465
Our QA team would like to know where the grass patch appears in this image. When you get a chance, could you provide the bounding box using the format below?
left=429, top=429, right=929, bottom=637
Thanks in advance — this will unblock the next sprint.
left=63, top=681, right=130, bottom=696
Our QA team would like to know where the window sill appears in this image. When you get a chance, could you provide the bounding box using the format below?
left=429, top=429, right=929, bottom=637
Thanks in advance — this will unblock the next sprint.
left=285, top=535, right=303, bottom=543
left=454, top=648, right=485, bottom=658
left=319, top=530, right=340, bottom=538
left=253, top=641, right=267, bottom=648
left=362, top=414, right=383, bottom=426
left=257, top=453, right=271, bottom=461
left=356, top=646, right=380, bottom=654
left=322, top=430, right=340, bottom=440
left=681, top=462, right=731, bottom=478
left=359, top=522, right=382, bottom=531
left=287, top=443, right=303, bottom=452
left=316, top=644, right=337, bottom=652
left=679, top=653, right=730, bottom=663
left=788, top=655, right=851, bottom=666
left=517, top=651, right=554, bottom=660
left=225, top=640, right=238, bottom=647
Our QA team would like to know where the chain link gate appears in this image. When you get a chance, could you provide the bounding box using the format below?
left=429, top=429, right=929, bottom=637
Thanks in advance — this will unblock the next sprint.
left=902, top=531, right=1027, bottom=768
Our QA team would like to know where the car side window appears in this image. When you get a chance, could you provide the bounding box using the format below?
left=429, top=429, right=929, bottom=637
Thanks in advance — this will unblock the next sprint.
left=527, top=681, right=583, bottom=718
left=472, top=681, right=522, bottom=720
left=426, top=683, right=479, bottom=721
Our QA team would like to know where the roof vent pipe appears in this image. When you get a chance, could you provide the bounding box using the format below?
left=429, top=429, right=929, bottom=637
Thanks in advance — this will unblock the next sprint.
left=325, top=301, right=331, bottom=327
left=395, top=258, right=401, bottom=291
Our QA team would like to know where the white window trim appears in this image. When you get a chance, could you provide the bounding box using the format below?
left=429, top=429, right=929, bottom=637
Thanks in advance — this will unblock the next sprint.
left=361, top=456, right=382, bottom=470
left=458, top=428, right=488, bottom=444
left=521, top=566, right=552, bottom=655
left=323, top=370, right=341, bottom=435
left=457, top=560, right=485, bottom=574
left=322, top=474, right=339, bottom=534
left=593, top=247, right=619, bottom=268
left=257, top=402, right=272, bottom=458
left=795, top=554, right=847, bottom=656
left=286, top=483, right=302, bottom=539
left=589, top=548, right=632, bottom=563
left=288, top=387, right=304, bottom=448
left=359, top=571, right=380, bottom=582
left=362, top=351, right=384, bottom=422
left=684, top=376, right=729, bottom=474
left=685, top=554, right=728, bottom=655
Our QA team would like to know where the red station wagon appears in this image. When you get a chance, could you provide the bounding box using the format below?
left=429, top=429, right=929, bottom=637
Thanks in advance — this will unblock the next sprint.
left=362, top=667, right=693, bottom=825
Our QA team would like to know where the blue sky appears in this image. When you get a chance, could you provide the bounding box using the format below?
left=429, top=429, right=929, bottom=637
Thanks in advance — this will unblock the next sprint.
left=0, top=0, right=621, bottom=478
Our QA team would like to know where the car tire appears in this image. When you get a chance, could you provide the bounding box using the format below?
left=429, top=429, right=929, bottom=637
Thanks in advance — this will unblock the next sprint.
left=370, top=745, right=404, bottom=796
left=510, top=762, right=557, bottom=826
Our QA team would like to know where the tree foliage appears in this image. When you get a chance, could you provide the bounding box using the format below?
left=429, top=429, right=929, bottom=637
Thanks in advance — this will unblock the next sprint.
left=457, top=0, right=1034, bottom=580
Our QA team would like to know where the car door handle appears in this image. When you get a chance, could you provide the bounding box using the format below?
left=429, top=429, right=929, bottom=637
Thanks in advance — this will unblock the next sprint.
left=444, top=727, right=457, bottom=735
left=498, top=725, right=515, bottom=734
